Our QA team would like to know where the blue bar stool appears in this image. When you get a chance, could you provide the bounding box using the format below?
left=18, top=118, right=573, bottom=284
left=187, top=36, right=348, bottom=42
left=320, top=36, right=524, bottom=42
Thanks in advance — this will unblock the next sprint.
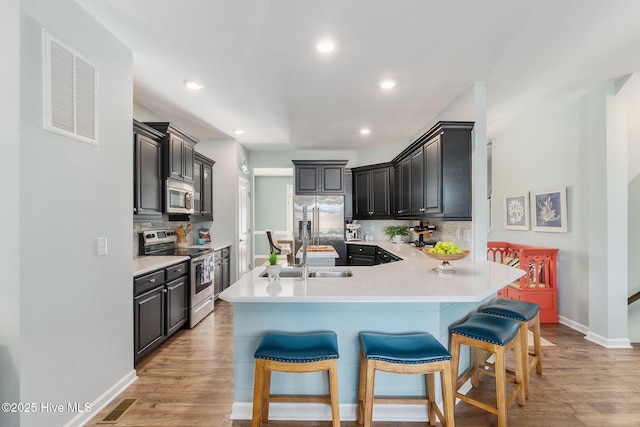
left=252, top=331, right=340, bottom=427
left=357, top=332, right=455, bottom=427
left=450, top=313, right=525, bottom=427
left=481, top=299, right=542, bottom=398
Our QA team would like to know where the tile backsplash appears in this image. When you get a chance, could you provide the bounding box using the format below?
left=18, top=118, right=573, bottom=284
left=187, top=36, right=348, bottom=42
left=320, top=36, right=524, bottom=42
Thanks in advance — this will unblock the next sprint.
left=133, top=216, right=207, bottom=256
left=355, top=219, right=472, bottom=247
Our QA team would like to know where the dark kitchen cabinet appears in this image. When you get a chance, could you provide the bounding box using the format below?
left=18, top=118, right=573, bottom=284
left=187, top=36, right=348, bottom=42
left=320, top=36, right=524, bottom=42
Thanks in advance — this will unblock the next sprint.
left=391, top=121, right=473, bottom=220
left=347, top=244, right=376, bottom=266
left=394, top=157, right=411, bottom=216
left=134, top=260, right=189, bottom=364
left=144, top=122, right=199, bottom=184
left=133, top=120, right=163, bottom=220
left=376, top=247, right=401, bottom=264
left=347, top=244, right=401, bottom=266
left=213, top=246, right=231, bottom=299
left=410, top=146, right=425, bottom=215
left=293, top=160, right=348, bottom=194
left=166, top=275, right=188, bottom=335
left=221, top=246, right=231, bottom=290
left=193, top=153, right=215, bottom=221
left=352, top=163, right=393, bottom=219
left=424, top=135, right=442, bottom=215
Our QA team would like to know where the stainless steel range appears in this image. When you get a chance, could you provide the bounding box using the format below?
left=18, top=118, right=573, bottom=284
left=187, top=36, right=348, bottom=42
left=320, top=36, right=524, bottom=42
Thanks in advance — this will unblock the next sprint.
left=139, top=230, right=215, bottom=328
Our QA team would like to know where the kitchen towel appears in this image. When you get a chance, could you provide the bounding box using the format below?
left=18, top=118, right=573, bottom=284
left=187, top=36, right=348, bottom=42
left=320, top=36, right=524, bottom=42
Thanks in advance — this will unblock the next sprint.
left=201, top=254, right=215, bottom=284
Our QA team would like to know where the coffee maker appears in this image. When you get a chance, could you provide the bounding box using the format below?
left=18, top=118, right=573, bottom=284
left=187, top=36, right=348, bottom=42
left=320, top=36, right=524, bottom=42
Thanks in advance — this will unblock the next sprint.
left=346, top=223, right=362, bottom=241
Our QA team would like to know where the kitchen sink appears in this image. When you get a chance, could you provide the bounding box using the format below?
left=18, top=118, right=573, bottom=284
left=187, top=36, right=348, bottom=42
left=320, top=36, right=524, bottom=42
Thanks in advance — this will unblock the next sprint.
left=258, top=268, right=352, bottom=278
left=307, top=270, right=353, bottom=278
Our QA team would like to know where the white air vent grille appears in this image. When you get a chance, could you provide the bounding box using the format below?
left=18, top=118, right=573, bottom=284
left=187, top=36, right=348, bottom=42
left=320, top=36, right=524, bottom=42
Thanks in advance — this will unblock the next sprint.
left=44, top=30, right=98, bottom=145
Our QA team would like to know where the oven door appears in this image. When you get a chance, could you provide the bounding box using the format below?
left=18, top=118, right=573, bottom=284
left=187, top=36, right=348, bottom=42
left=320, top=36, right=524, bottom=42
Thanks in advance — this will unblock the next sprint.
left=191, top=252, right=214, bottom=307
left=166, top=179, right=195, bottom=214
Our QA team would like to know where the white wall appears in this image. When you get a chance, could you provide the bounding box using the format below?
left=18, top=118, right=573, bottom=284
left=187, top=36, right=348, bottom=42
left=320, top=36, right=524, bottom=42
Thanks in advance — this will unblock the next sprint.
left=489, top=94, right=590, bottom=326
left=0, top=1, right=21, bottom=426
left=18, top=1, right=134, bottom=425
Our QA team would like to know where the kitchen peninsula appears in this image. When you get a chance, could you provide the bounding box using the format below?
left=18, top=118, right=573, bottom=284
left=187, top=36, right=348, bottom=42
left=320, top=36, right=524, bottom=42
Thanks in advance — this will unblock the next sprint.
left=219, top=241, right=524, bottom=422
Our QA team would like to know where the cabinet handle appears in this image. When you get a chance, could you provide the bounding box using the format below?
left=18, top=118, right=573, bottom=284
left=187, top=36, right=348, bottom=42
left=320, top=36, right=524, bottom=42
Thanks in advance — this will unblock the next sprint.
left=133, top=208, right=137, bottom=213
left=162, top=288, right=168, bottom=293
left=149, top=278, right=156, bottom=283
left=175, top=268, right=182, bottom=272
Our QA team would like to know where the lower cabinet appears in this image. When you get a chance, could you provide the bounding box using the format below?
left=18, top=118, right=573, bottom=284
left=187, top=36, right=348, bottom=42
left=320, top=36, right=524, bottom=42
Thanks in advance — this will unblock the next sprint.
left=134, top=261, right=189, bottom=364
left=347, top=244, right=401, bottom=266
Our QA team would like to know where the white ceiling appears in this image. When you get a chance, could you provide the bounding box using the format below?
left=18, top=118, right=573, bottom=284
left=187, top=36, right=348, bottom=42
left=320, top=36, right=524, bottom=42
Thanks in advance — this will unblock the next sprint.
left=77, top=0, right=640, bottom=151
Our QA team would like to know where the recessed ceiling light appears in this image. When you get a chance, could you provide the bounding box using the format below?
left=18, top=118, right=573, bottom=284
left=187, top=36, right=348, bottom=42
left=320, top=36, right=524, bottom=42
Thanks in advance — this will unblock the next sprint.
left=233, top=129, right=245, bottom=135
left=360, top=128, right=371, bottom=135
left=317, top=40, right=335, bottom=53
left=183, top=79, right=203, bottom=91
left=380, top=80, right=396, bottom=90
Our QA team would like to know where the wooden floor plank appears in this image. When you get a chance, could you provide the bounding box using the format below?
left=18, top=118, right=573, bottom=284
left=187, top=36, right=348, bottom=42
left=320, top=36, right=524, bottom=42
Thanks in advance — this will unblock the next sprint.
left=86, top=300, right=640, bottom=426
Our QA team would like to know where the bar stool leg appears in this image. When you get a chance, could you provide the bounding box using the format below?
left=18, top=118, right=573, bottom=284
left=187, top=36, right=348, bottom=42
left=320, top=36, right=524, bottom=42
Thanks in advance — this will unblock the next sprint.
left=440, top=362, right=456, bottom=427
left=425, top=373, right=436, bottom=426
left=356, top=351, right=366, bottom=425
left=363, top=360, right=376, bottom=427
left=261, top=368, right=272, bottom=422
left=328, top=362, right=340, bottom=427
left=531, top=314, right=542, bottom=375
left=251, top=359, right=265, bottom=427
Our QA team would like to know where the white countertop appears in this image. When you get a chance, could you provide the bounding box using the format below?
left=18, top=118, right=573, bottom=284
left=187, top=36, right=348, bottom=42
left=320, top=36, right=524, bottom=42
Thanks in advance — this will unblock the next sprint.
left=133, top=241, right=232, bottom=276
left=219, top=240, right=524, bottom=303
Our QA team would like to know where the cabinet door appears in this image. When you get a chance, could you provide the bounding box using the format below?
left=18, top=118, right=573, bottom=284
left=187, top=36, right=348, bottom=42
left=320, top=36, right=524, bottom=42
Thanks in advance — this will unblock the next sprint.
left=370, top=167, right=391, bottom=217
left=134, top=133, right=162, bottom=217
left=222, top=255, right=230, bottom=289
left=134, top=286, right=165, bottom=362
left=348, top=254, right=376, bottom=266
left=193, top=159, right=202, bottom=214
left=411, top=147, right=425, bottom=215
left=167, top=134, right=184, bottom=180
left=202, top=162, right=213, bottom=216
left=166, top=276, right=188, bottom=336
left=398, top=157, right=411, bottom=215
left=214, top=260, right=223, bottom=297
left=320, top=165, right=345, bottom=193
left=295, top=164, right=320, bottom=194
left=182, top=140, right=195, bottom=183
left=353, top=170, right=371, bottom=218
left=424, top=136, right=442, bottom=214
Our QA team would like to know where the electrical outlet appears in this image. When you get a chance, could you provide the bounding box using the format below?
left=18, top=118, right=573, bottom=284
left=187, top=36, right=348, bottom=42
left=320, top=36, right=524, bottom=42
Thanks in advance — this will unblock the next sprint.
left=97, top=237, right=108, bottom=256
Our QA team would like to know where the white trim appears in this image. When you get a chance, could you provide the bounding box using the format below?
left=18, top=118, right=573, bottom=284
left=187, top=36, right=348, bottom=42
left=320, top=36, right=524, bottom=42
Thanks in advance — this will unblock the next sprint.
left=585, top=331, right=632, bottom=349
left=254, top=167, right=293, bottom=176
left=64, top=369, right=137, bottom=427
left=558, top=315, right=589, bottom=334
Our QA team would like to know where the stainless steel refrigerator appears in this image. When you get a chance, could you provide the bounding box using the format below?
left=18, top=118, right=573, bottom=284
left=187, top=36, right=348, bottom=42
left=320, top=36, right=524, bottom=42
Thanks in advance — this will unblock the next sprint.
left=293, top=195, right=346, bottom=265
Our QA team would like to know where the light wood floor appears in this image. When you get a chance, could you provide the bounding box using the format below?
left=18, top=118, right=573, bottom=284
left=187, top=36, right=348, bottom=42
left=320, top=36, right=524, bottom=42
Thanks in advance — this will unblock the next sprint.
left=86, top=300, right=640, bottom=426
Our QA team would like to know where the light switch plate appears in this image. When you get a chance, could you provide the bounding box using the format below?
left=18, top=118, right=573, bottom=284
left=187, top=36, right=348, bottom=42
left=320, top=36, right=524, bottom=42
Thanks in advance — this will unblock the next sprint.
left=97, top=237, right=108, bottom=256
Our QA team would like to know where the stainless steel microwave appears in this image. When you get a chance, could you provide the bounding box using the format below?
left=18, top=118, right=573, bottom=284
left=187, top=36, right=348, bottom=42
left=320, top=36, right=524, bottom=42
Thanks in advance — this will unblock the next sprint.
left=165, top=179, right=195, bottom=214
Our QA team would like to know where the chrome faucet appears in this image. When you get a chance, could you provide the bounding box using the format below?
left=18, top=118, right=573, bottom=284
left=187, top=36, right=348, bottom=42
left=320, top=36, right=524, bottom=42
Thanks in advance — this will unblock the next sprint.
left=301, top=206, right=309, bottom=278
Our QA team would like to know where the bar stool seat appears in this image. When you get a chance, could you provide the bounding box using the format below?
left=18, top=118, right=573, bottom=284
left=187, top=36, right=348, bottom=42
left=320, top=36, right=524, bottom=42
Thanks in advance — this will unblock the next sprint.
left=357, top=332, right=455, bottom=427
left=481, top=299, right=542, bottom=398
left=450, top=313, right=525, bottom=427
left=252, top=331, right=340, bottom=427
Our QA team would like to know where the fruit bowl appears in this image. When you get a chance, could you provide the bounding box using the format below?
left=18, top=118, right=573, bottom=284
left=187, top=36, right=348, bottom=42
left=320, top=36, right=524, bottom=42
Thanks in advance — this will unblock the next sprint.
left=422, top=248, right=470, bottom=272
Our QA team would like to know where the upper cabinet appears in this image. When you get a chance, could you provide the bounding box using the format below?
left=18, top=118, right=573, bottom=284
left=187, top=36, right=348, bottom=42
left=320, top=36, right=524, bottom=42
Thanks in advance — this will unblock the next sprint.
left=133, top=120, right=164, bottom=220
left=193, top=153, right=215, bottom=221
left=352, top=163, right=393, bottom=219
left=391, top=121, right=473, bottom=221
left=144, top=122, right=198, bottom=184
left=293, top=160, right=348, bottom=195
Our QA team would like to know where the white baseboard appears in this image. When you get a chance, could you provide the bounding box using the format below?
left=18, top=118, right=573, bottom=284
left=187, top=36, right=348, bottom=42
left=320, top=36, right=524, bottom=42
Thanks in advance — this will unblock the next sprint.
left=558, top=315, right=588, bottom=334
left=585, top=331, right=632, bottom=349
left=64, top=369, right=138, bottom=427
left=560, top=315, right=633, bottom=349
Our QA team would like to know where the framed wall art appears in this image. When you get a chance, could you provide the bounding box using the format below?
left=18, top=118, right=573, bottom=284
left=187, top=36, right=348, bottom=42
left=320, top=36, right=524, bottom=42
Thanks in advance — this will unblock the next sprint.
left=503, top=192, right=529, bottom=230
left=531, top=186, right=567, bottom=232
